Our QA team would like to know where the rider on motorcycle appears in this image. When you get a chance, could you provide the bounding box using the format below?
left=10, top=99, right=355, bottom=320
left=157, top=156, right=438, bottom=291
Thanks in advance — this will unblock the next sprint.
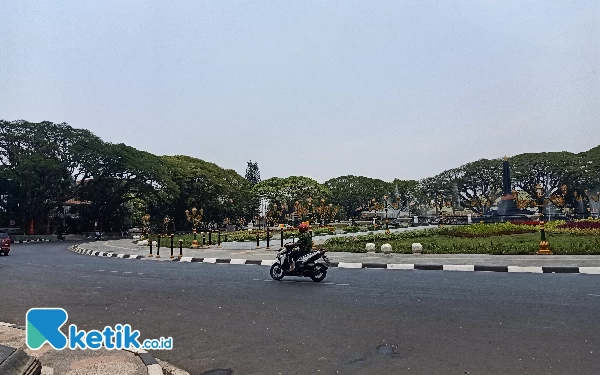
left=289, top=223, right=312, bottom=271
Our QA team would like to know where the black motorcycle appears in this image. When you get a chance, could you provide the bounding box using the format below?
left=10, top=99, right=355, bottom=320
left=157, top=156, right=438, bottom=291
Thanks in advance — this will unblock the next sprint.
left=269, top=243, right=330, bottom=282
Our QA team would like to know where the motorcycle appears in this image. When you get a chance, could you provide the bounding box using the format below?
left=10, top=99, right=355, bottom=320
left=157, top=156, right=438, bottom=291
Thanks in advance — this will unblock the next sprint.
left=269, top=243, right=331, bottom=282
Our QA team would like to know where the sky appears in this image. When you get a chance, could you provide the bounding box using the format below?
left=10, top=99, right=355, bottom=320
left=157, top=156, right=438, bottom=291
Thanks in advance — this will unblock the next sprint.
left=1, top=0, right=599, bottom=183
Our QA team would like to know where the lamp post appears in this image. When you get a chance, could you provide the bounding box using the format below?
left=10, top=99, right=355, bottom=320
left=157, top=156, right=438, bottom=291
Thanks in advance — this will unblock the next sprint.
left=535, top=184, right=552, bottom=255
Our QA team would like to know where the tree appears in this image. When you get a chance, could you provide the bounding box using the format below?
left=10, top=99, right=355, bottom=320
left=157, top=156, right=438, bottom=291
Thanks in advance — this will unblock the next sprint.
left=324, top=176, right=392, bottom=219
left=245, top=160, right=261, bottom=185
left=454, top=158, right=503, bottom=213
left=156, top=155, right=254, bottom=230
left=510, top=152, right=581, bottom=203
left=254, top=176, right=330, bottom=221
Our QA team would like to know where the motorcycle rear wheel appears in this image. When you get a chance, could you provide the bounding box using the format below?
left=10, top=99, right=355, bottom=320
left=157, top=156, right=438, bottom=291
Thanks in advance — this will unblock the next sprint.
left=270, top=263, right=285, bottom=280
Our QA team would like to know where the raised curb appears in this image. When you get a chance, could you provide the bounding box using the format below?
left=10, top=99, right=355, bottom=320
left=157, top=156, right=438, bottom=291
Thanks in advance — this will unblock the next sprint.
left=0, top=323, right=42, bottom=375
left=0, top=321, right=165, bottom=375
left=68, top=244, right=600, bottom=275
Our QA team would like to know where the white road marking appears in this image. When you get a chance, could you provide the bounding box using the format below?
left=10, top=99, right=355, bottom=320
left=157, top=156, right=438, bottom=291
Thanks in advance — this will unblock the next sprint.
left=110, top=271, right=118, bottom=273
left=261, top=260, right=276, bottom=266
left=230, top=259, right=246, bottom=264
left=180, top=257, right=193, bottom=262
left=338, top=262, right=362, bottom=268
left=123, top=272, right=132, bottom=274
left=98, top=270, right=106, bottom=272
left=587, top=294, right=600, bottom=297
left=137, top=273, right=144, bottom=275
left=203, top=258, right=217, bottom=263
left=387, top=263, right=415, bottom=270
left=579, top=267, right=600, bottom=274
left=336, top=283, right=350, bottom=286
left=443, top=265, right=475, bottom=272
left=507, top=266, right=543, bottom=273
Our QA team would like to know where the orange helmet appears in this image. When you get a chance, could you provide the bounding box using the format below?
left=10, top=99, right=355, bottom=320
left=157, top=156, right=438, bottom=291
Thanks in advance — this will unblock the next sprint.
left=298, top=223, right=309, bottom=233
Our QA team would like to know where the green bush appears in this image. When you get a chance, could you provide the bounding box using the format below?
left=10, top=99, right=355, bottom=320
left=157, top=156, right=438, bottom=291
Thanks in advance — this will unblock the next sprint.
left=322, top=227, right=600, bottom=255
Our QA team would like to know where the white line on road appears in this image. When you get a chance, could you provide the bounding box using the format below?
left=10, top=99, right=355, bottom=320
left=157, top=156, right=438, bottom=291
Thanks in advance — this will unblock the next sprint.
left=110, top=271, right=118, bottom=273
left=336, top=283, right=350, bottom=286
left=387, top=264, right=415, bottom=270
left=138, top=273, right=144, bottom=275
left=230, top=259, right=247, bottom=264
left=443, top=265, right=475, bottom=272
left=587, top=294, right=600, bottom=297
left=123, top=272, right=132, bottom=274
left=98, top=270, right=105, bottom=272
left=507, top=266, right=543, bottom=273
left=338, top=262, right=362, bottom=268
left=579, top=267, right=600, bottom=274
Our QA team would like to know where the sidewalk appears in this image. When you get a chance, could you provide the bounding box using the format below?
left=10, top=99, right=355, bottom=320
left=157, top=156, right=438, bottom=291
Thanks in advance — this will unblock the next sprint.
left=0, top=323, right=151, bottom=375
left=78, top=239, right=600, bottom=268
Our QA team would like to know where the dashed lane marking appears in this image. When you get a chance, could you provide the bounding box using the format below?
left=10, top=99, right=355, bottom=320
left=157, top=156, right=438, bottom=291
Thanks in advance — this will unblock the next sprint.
left=587, top=294, right=600, bottom=297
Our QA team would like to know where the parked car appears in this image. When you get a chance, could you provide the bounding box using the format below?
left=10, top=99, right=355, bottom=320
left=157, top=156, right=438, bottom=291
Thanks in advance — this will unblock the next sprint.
left=0, top=232, right=10, bottom=256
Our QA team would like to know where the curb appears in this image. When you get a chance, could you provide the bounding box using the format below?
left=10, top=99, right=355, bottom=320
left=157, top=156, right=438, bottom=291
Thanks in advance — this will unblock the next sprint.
left=68, top=245, right=600, bottom=275
left=0, top=322, right=42, bottom=375
left=0, top=321, right=165, bottom=375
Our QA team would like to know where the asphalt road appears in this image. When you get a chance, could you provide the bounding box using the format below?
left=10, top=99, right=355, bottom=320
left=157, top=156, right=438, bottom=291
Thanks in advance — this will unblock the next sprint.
left=1, top=242, right=599, bottom=375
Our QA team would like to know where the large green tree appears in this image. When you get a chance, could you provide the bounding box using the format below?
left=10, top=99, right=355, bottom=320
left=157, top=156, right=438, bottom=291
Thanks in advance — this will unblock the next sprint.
left=324, top=175, right=392, bottom=218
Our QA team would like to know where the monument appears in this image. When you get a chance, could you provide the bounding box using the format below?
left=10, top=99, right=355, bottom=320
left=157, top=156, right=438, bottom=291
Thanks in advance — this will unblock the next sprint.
left=482, top=156, right=532, bottom=223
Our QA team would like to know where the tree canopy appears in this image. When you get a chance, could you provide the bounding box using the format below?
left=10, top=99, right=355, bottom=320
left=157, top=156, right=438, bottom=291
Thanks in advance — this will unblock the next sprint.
left=2, top=119, right=599, bottom=233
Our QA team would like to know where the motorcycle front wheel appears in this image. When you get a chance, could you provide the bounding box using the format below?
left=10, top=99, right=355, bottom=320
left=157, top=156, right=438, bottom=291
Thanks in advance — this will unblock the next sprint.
left=270, top=263, right=285, bottom=280
left=310, top=266, right=327, bottom=282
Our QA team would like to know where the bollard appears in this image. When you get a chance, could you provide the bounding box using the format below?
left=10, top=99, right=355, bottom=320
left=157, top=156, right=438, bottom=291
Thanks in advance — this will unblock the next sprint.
left=170, top=234, right=174, bottom=258
left=208, top=231, right=212, bottom=246
left=149, top=237, right=153, bottom=257
left=156, top=235, right=161, bottom=258
left=280, top=228, right=284, bottom=248
left=266, top=227, right=270, bottom=249
left=178, top=240, right=183, bottom=258
left=202, top=232, right=206, bottom=247
left=256, top=233, right=260, bottom=248
left=218, top=231, right=221, bottom=247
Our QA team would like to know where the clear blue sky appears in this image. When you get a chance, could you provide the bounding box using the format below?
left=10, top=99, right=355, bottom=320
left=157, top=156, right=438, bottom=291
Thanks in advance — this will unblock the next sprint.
left=1, top=1, right=598, bottom=182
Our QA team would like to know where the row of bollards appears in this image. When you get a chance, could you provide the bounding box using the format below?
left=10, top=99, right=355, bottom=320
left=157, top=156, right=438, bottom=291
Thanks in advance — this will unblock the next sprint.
left=148, top=227, right=297, bottom=258
left=147, top=232, right=229, bottom=258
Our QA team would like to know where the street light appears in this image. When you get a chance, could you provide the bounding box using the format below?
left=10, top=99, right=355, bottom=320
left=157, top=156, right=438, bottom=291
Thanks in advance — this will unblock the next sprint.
left=535, top=184, right=552, bottom=255
left=383, top=195, right=389, bottom=232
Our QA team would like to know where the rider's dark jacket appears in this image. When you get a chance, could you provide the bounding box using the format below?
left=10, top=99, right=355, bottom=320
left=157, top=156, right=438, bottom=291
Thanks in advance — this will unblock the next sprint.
left=296, top=232, right=312, bottom=255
